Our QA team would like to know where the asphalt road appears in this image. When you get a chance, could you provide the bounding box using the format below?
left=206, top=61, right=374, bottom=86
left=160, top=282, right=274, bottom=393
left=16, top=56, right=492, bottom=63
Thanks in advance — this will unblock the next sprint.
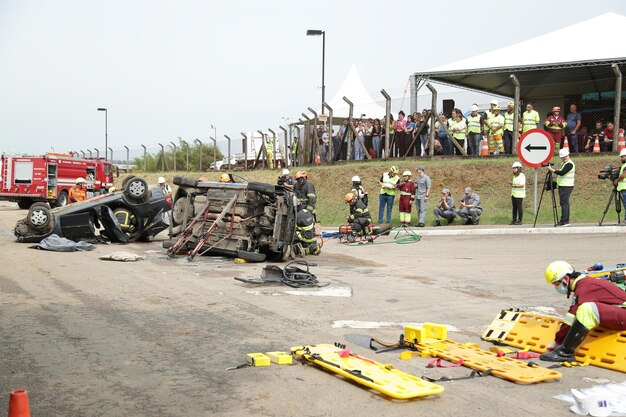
left=0, top=201, right=624, bottom=416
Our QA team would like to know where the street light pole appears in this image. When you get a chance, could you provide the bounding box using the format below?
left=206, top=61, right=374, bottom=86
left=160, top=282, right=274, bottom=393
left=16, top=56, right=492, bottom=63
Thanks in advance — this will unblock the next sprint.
left=306, top=29, right=325, bottom=114
left=97, top=108, right=108, bottom=160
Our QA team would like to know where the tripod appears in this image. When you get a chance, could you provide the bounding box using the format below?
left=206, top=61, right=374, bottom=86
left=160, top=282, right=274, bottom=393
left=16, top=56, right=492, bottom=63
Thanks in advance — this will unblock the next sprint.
left=599, top=185, right=623, bottom=226
left=533, top=170, right=559, bottom=227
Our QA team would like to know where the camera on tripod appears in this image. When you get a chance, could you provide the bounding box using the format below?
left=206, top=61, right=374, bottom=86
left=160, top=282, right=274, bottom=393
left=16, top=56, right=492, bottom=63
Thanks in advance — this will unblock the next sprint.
left=541, top=162, right=554, bottom=168
left=598, top=165, right=620, bottom=181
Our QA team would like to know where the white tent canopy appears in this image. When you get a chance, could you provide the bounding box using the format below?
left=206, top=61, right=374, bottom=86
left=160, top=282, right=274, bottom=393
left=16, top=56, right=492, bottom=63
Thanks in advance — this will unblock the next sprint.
left=427, top=12, right=626, bottom=73
left=322, top=64, right=387, bottom=119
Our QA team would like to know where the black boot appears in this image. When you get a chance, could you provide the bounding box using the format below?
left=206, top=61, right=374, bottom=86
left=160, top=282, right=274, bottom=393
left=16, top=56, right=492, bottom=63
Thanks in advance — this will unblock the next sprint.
left=540, top=320, right=590, bottom=362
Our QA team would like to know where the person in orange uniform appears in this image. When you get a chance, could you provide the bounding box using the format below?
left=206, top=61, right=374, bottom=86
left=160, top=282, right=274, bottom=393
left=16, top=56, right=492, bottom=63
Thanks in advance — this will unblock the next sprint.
left=544, top=106, right=568, bottom=149
left=69, top=177, right=87, bottom=203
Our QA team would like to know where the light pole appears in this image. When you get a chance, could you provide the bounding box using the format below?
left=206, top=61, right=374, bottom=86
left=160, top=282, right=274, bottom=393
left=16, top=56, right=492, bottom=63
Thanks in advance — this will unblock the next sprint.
left=97, top=108, right=108, bottom=160
left=306, top=29, right=326, bottom=114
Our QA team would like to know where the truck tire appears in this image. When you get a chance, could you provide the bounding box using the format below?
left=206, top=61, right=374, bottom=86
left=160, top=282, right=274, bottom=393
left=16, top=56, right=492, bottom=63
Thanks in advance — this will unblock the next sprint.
left=55, top=190, right=69, bottom=207
left=247, top=182, right=276, bottom=196
left=124, top=177, right=148, bottom=201
left=28, top=203, right=53, bottom=231
left=173, top=176, right=198, bottom=187
left=236, top=250, right=267, bottom=263
left=17, top=199, right=33, bottom=209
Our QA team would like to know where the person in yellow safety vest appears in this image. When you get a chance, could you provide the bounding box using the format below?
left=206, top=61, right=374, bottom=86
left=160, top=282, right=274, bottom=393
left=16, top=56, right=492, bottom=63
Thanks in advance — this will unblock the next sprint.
left=467, top=104, right=482, bottom=156
left=614, top=148, right=626, bottom=215
left=510, top=161, right=526, bottom=225
left=378, top=165, right=400, bottom=224
left=547, top=148, right=575, bottom=226
left=69, top=177, right=87, bottom=203
left=265, top=136, right=274, bottom=169
left=487, top=105, right=505, bottom=155
left=481, top=99, right=498, bottom=136
left=449, top=108, right=467, bottom=155
left=521, top=103, right=540, bottom=133
left=503, top=101, right=515, bottom=155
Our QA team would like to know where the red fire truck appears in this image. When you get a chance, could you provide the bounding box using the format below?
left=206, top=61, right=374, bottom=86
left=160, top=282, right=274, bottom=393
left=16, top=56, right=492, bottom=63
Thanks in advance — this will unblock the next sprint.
left=0, top=153, right=115, bottom=208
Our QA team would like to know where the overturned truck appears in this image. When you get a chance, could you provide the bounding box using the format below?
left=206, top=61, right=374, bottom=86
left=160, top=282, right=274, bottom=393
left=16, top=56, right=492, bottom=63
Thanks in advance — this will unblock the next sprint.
left=165, top=177, right=296, bottom=262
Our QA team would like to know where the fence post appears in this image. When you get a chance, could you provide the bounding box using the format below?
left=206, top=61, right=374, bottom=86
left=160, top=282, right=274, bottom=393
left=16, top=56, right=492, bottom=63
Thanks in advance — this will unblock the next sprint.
left=381, top=89, right=391, bottom=159
left=342, top=96, right=371, bottom=160
left=510, top=74, right=521, bottom=154
left=94, top=148, right=100, bottom=159
left=613, top=64, right=622, bottom=153
left=194, top=139, right=202, bottom=171
left=426, top=83, right=437, bottom=156
left=268, top=128, right=277, bottom=170
left=224, top=135, right=231, bottom=170
left=108, top=147, right=113, bottom=162
left=240, top=132, right=248, bottom=171
left=301, top=113, right=312, bottom=165
left=141, top=145, right=147, bottom=171
left=169, top=141, right=177, bottom=171
left=279, top=126, right=288, bottom=168
left=307, top=107, right=319, bottom=164
left=158, top=143, right=166, bottom=171
left=123, top=145, right=129, bottom=172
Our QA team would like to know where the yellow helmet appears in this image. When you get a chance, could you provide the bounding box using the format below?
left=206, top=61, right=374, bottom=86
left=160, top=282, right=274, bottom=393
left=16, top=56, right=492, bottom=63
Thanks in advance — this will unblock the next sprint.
left=219, top=174, right=230, bottom=183
left=390, top=166, right=399, bottom=174
left=344, top=192, right=355, bottom=203
left=545, top=261, right=574, bottom=285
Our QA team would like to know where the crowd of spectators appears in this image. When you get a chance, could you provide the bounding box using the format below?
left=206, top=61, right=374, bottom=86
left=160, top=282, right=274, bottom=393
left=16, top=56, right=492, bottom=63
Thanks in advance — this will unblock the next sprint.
left=296, top=101, right=622, bottom=163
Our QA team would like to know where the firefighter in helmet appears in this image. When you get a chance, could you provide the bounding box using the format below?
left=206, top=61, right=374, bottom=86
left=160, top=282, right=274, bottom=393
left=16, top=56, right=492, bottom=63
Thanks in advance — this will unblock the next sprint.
left=157, top=176, right=172, bottom=197
left=69, top=177, right=87, bottom=204
left=540, top=261, right=626, bottom=362
left=293, top=171, right=317, bottom=215
left=292, top=208, right=320, bottom=257
left=219, top=173, right=233, bottom=183
left=345, top=192, right=372, bottom=236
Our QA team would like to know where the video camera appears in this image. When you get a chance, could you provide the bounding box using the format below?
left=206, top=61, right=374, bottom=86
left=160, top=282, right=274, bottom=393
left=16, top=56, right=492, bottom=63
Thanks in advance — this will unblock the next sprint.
left=598, top=165, right=620, bottom=181
left=277, top=176, right=285, bottom=186
left=541, top=162, right=554, bottom=168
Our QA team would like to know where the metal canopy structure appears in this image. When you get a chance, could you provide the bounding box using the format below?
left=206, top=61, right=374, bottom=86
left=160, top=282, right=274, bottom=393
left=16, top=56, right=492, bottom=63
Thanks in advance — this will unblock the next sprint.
left=413, top=58, right=626, bottom=100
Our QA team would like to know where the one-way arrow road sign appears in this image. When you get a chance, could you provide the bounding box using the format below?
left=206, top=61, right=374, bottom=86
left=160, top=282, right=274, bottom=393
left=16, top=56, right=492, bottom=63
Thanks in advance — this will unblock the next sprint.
left=517, top=129, right=554, bottom=168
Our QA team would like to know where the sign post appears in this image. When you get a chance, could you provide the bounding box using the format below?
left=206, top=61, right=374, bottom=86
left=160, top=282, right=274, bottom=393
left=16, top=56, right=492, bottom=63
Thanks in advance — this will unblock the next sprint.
left=517, top=129, right=555, bottom=216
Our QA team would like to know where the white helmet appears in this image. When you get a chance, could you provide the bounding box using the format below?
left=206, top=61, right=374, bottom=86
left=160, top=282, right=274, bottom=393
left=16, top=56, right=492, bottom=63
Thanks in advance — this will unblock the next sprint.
left=352, top=175, right=361, bottom=182
left=402, top=170, right=412, bottom=177
left=158, top=176, right=166, bottom=184
left=512, top=162, right=522, bottom=168
left=282, top=168, right=290, bottom=176
left=558, top=148, right=570, bottom=158
left=75, top=177, right=86, bottom=184
left=620, top=149, right=626, bottom=157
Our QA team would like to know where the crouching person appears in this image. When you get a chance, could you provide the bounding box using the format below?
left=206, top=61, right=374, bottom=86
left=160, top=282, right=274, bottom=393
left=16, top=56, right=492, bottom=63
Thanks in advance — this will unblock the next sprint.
left=540, top=261, right=626, bottom=362
left=345, top=192, right=372, bottom=236
left=433, top=188, right=456, bottom=226
left=292, top=208, right=320, bottom=257
left=456, top=187, right=483, bottom=225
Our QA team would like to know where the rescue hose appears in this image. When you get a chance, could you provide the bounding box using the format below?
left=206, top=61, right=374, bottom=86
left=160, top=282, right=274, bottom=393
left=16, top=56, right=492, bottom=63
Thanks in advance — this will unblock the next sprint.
left=344, top=226, right=421, bottom=246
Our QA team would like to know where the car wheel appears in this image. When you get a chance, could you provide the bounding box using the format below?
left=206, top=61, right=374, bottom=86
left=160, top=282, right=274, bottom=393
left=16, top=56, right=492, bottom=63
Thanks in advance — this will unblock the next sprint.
left=28, top=203, right=53, bottom=231
left=247, top=182, right=276, bottom=195
left=121, top=175, right=137, bottom=189
left=55, top=190, right=69, bottom=207
left=124, top=177, right=148, bottom=201
left=17, top=199, right=33, bottom=209
left=236, top=250, right=267, bottom=263
left=173, top=176, right=198, bottom=187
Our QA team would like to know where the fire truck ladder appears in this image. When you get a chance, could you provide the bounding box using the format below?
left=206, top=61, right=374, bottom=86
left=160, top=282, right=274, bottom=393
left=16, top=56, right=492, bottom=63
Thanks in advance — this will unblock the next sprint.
left=187, top=193, right=238, bottom=261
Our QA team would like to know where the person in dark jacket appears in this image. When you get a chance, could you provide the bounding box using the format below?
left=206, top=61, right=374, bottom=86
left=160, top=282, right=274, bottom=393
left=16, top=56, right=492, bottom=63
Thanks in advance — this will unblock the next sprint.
left=345, top=192, right=372, bottom=236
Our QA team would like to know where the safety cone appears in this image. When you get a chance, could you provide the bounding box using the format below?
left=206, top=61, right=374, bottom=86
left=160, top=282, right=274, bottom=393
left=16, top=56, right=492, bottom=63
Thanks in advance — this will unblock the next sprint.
left=314, top=153, right=321, bottom=164
left=562, top=136, right=569, bottom=150
left=480, top=135, right=489, bottom=156
left=277, top=159, right=282, bottom=170
left=8, top=390, right=31, bottom=417
left=618, top=129, right=625, bottom=153
left=593, top=135, right=601, bottom=153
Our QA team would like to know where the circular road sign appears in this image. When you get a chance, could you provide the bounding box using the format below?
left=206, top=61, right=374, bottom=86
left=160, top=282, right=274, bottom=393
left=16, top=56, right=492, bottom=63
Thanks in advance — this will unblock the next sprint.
left=517, top=129, right=554, bottom=168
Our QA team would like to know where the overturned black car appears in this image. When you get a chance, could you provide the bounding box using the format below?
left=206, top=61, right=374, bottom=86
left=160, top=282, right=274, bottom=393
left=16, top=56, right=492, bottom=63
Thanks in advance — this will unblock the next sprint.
left=164, top=176, right=296, bottom=262
left=14, top=176, right=172, bottom=243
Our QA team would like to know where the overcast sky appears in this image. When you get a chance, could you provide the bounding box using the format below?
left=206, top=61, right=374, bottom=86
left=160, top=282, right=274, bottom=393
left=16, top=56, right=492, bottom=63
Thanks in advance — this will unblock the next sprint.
left=1, top=0, right=624, bottom=157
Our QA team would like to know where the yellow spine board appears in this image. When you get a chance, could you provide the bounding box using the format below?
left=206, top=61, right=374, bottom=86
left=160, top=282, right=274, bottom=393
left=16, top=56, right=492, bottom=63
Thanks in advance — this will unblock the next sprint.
left=483, top=309, right=626, bottom=373
left=290, top=344, right=444, bottom=399
left=415, top=340, right=562, bottom=384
